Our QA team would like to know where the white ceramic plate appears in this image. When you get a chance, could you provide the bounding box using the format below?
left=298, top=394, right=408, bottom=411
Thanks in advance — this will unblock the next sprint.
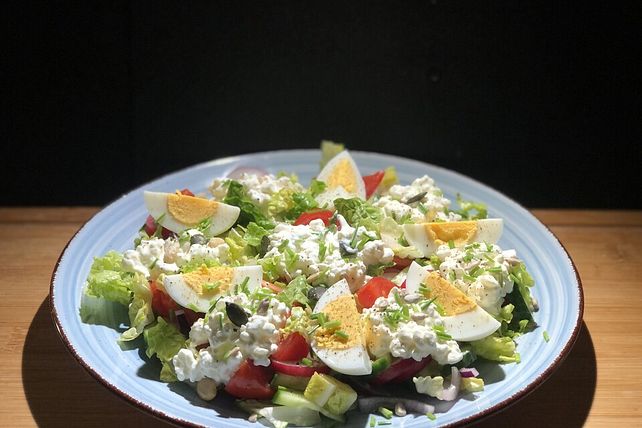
left=51, top=150, right=583, bottom=427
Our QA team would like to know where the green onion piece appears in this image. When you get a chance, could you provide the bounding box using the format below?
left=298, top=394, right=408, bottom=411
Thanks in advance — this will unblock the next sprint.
left=426, top=412, right=436, bottom=420
left=301, top=357, right=313, bottom=366
left=543, top=330, right=550, bottom=342
left=317, top=313, right=328, bottom=326
left=323, top=320, right=341, bottom=331
left=393, top=289, right=404, bottom=306
left=378, top=422, right=392, bottom=426
left=334, top=330, right=349, bottom=340
left=448, top=240, right=455, bottom=249
left=369, top=416, right=376, bottom=427
left=378, top=407, right=393, bottom=419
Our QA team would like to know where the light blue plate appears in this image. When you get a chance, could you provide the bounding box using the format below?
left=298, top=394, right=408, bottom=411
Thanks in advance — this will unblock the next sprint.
left=51, top=150, right=583, bottom=427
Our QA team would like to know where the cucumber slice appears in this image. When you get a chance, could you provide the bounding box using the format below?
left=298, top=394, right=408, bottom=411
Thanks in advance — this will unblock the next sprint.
left=261, top=406, right=321, bottom=428
left=271, top=373, right=311, bottom=391
left=273, top=389, right=344, bottom=422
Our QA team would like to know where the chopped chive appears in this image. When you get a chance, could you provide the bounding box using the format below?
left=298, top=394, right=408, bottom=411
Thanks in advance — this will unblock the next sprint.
left=393, top=289, right=404, bottom=306
left=378, top=407, right=393, bottom=419
left=487, top=266, right=502, bottom=273
left=323, top=320, right=341, bottom=331
left=188, top=303, right=200, bottom=312
left=277, top=239, right=290, bottom=252
left=203, top=281, right=222, bottom=292
left=334, top=330, right=349, bottom=340
left=417, top=202, right=428, bottom=214
left=426, top=412, right=436, bottom=420
left=448, top=271, right=456, bottom=282
left=378, top=422, right=392, bottom=426
left=317, top=313, right=328, bottom=326
left=448, top=240, right=455, bottom=249
left=369, top=416, right=376, bottom=427
left=543, top=330, right=550, bottom=342
left=318, top=239, right=327, bottom=261
left=310, top=312, right=321, bottom=320
left=301, top=357, right=313, bottom=366
left=218, top=312, right=224, bottom=329
left=149, top=257, right=158, bottom=269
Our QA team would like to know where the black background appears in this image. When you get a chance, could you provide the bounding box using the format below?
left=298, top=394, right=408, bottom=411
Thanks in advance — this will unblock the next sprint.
left=5, top=1, right=641, bottom=208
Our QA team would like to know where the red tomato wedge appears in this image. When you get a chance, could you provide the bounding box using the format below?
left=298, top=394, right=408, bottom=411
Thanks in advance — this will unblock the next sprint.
left=150, top=281, right=178, bottom=318
left=363, top=170, right=385, bottom=199
left=355, top=276, right=397, bottom=309
left=270, top=359, right=330, bottom=377
left=370, top=356, right=432, bottom=385
left=293, top=210, right=334, bottom=226
left=179, top=188, right=195, bottom=197
left=225, top=360, right=275, bottom=399
left=271, top=332, right=309, bottom=362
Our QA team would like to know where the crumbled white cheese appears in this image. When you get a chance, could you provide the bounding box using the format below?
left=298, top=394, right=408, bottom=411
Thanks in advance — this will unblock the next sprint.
left=238, top=298, right=289, bottom=366
left=374, top=175, right=461, bottom=223
left=209, top=173, right=304, bottom=208
left=365, top=289, right=463, bottom=365
left=434, top=243, right=515, bottom=315
left=121, top=237, right=179, bottom=279
left=262, top=215, right=393, bottom=290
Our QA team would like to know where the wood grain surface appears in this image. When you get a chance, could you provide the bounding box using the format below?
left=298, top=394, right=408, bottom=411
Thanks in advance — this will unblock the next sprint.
left=1, top=208, right=641, bottom=427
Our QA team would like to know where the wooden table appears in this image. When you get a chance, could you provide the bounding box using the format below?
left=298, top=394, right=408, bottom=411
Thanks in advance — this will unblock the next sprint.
left=2, top=208, right=641, bottom=427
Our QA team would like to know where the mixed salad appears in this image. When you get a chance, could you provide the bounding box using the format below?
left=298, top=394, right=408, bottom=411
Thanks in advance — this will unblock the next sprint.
left=80, top=142, right=538, bottom=427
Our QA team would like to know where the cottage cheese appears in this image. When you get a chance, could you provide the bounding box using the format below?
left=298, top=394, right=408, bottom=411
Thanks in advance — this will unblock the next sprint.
left=122, top=237, right=179, bottom=279
left=374, top=175, right=462, bottom=223
left=262, top=216, right=393, bottom=290
left=209, top=173, right=304, bottom=209
left=434, top=243, right=515, bottom=315
left=238, top=298, right=289, bottom=366
left=364, top=289, right=463, bottom=365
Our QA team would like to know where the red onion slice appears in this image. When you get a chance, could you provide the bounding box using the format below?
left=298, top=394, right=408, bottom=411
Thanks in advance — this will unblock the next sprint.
left=459, top=367, right=480, bottom=378
left=440, top=366, right=461, bottom=401
left=226, top=166, right=269, bottom=180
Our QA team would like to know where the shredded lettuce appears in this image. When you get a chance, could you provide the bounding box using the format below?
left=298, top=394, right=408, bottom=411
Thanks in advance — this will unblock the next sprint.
left=471, top=334, right=520, bottom=363
left=120, top=274, right=154, bottom=341
left=84, top=251, right=135, bottom=306
left=144, top=317, right=186, bottom=382
left=268, top=181, right=326, bottom=221
left=259, top=254, right=282, bottom=282
left=334, top=198, right=382, bottom=232
left=276, top=276, right=311, bottom=308
left=244, top=222, right=270, bottom=247
left=379, top=217, right=423, bottom=259
left=223, top=180, right=275, bottom=229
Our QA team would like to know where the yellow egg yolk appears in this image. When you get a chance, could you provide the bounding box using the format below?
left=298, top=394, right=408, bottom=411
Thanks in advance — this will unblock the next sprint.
left=182, top=265, right=233, bottom=296
left=315, top=295, right=363, bottom=349
left=422, top=271, right=476, bottom=315
left=167, top=193, right=219, bottom=225
left=425, top=221, right=477, bottom=247
left=326, top=159, right=358, bottom=194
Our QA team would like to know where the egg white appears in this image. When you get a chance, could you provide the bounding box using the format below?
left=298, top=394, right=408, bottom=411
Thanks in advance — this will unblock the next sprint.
left=311, top=279, right=372, bottom=376
left=163, top=265, right=262, bottom=313
left=403, top=218, right=503, bottom=258
left=405, top=262, right=500, bottom=341
left=144, top=191, right=240, bottom=235
left=316, top=150, right=366, bottom=201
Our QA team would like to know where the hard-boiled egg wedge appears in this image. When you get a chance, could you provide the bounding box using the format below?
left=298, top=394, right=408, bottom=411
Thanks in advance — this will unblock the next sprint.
left=403, top=218, right=503, bottom=258
left=311, top=279, right=372, bottom=376
left=405, top=262, right=500, bottom=341
left=316, top=150, right=366, bottom=202
left=163, top=265, right=262, bottom=313
left=144, top=191, right=240, bottom=236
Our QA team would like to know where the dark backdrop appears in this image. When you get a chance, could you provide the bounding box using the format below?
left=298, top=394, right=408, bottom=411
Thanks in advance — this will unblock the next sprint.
left=5, top=1, right=641, bottom=208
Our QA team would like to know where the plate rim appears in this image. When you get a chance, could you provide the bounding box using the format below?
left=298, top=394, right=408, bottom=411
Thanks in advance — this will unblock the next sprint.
left=49, top=149, right=585, bottom=427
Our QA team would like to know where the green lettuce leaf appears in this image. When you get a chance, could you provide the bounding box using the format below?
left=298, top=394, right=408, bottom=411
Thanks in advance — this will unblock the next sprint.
left=334, top=198, right=382, bottom=232
left=84, top=251, right=134, bottom=306
left=471, top=334, right=520, bottom=363
left=320, top=140, right=344, bottom=169
left=120, top=275, right=154, bottom=341
left=223, top=180, right=274, bottom=229
left=276, top=276, right=311, bottom=308
left=144, top=316, right=186, bottom=364
left=452, top=194, right=488, bottom=220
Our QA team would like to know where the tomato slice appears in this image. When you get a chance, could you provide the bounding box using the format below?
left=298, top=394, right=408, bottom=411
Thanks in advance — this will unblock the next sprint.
left=370, top=356, right=432, bottom=385
left=150, top=281, right=178, bottom=318
left=363, top=171, right=385, bottom=199
left=293, top=210, right=334, bottom=226
left=225, top=360, right=275, bottom=399
left=270, top=360, right=330, bottom=377
left=271, top=332, right=309, bottom=362
left=355, top=276, right=397, bottom=309
left=179, top=188, right=195, bottom=197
